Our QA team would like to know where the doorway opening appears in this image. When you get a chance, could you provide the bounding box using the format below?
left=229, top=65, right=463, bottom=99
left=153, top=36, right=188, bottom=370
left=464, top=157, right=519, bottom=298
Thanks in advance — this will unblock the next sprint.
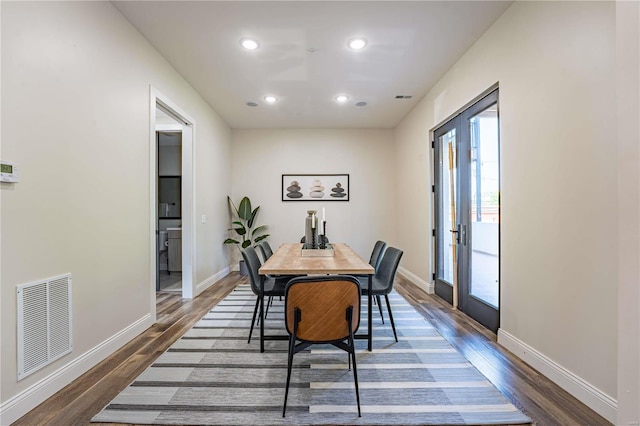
left=433, top=87, right=500, bottom=332
left=156, top=127, right=182, bottom=293
left=150, top=87, right=196, bottom=321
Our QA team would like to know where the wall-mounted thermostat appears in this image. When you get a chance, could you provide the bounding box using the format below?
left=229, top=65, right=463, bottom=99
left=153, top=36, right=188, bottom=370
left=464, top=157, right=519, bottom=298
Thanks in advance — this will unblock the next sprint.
left=1, top=161, right=19, bottom=183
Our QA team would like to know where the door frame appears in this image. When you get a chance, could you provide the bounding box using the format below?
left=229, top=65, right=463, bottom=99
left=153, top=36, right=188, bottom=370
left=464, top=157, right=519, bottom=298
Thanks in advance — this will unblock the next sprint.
left=149, top=87, right=196, bottom=320
left=430, top=84, right=500, bottom=332
left=432, top=117, right=458, bottom=306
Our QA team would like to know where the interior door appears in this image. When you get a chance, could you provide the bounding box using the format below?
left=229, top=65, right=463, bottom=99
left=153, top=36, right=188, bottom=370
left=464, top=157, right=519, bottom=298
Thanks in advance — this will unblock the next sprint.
left=433, top=89, right=500, bottom=332
left=434, top=119, right=458, bottom=306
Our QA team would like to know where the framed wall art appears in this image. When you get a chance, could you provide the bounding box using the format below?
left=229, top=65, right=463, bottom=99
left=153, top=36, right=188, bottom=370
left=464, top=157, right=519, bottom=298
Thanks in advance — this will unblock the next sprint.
left=282, top=174, right=349, bottom=201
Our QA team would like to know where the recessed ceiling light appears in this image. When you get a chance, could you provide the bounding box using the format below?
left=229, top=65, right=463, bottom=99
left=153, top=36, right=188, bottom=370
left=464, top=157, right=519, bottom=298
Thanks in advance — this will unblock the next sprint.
left=246, top=101, right=259, bottom=107
left=347, top=37, right=367, bottom=50
left=240, top=38, right=259, bottom=50
left=335, top=95, right=349, bottom=103
left=264, top=96, right=277, bottom=104
left=355, top=101, right=368, bottom=107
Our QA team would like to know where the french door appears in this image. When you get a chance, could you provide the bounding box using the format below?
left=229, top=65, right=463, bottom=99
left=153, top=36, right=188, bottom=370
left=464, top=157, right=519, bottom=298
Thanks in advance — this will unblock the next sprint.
left=433, top=89, right=500, bottom=332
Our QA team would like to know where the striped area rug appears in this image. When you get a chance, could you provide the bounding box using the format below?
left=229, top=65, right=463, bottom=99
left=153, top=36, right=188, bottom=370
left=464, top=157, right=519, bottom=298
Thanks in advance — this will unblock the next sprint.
left=92, top=284, right=530, bottom=425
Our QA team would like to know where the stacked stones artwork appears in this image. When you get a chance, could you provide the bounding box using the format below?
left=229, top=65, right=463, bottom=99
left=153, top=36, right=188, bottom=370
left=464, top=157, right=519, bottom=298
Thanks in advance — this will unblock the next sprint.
left=331, top=182, right=346, bottom=198
left=283, top=175, right=349, bottom=201
left=309, top=179, right=325, bottom=198
left=286, top=180, right=302, bottom=198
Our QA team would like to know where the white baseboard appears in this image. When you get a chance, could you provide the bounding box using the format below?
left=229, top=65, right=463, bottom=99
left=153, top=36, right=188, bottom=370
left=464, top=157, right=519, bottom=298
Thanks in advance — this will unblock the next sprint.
left=195, top=267, right=230, bottom=296
left=0, top=313, right=153, bottom=425
left=397, top=267, right=434, bottom=294
left=497, top=328, right=617, bottom=423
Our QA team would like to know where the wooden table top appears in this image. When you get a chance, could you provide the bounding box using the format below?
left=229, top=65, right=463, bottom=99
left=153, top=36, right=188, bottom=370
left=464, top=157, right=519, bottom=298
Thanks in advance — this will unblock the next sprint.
left=259, top=243, right=374, bottom=275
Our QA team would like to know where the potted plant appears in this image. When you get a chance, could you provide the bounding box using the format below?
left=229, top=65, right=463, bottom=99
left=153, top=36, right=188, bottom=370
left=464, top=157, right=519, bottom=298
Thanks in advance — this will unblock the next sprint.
left=223, top=196, right=269, bottom=275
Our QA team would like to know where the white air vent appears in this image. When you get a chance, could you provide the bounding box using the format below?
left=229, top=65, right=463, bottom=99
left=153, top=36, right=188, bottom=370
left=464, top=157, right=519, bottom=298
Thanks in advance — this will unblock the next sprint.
left=17, top=273, right=72, bottom=380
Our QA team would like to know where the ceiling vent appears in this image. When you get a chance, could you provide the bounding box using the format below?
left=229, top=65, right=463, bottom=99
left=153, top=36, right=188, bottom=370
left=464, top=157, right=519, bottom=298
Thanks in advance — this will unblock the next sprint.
left=395, top=95, right=413, bottom=99
left=17, top=273, right=73, bottom=380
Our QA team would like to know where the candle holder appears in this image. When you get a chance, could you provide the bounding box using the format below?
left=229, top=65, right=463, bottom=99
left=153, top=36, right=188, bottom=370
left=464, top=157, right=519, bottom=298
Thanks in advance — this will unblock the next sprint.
left=320, top=221, right=327, bottom=249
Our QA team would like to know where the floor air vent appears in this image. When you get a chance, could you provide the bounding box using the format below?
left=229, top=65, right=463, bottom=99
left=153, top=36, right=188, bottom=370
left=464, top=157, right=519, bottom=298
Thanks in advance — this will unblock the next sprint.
left=17, top=273, right=72, bottom=380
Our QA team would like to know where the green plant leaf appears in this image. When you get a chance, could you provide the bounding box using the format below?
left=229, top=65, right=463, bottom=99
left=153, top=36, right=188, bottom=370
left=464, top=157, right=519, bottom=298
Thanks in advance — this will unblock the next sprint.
left=231, top=221, right=247, bottom=235
left=252, top=225, right=268, bottom=237
left=223, top=238, right=240, bottom=244
left=248, top=206, right=260, bottom=228
left=241, top=240, right=252, bottom=249
left=228, top=196, right=240, bottom=218
left=238, top=197, right=252, bottom=221
left=254, top=234, right=269, bottom=243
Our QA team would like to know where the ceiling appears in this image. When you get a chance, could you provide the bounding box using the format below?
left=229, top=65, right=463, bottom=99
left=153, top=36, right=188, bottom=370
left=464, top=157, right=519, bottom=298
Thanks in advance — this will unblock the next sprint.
left=114, top=1, right=512, bottom=129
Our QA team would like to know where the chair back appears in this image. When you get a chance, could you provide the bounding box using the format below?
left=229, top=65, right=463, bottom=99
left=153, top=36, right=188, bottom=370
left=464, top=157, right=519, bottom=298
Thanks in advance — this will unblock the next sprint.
left=369, top=240, right=387, bottom=270
left=374, top=247, right=403, bottom=294
left=241, top=246, right=262, bottom=295
left=257, top=241, right=274, bottom=262
left=285, top=275, right=360, bottom=342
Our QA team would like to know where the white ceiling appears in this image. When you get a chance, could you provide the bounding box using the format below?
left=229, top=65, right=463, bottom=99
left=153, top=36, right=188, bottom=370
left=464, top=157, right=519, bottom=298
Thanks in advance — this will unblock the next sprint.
left=114, top=1, right=512, bottom=129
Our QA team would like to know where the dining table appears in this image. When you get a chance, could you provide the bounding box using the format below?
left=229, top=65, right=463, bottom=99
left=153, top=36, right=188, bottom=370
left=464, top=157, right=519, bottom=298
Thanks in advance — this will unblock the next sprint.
left=258, top=242, right=375, bottom=353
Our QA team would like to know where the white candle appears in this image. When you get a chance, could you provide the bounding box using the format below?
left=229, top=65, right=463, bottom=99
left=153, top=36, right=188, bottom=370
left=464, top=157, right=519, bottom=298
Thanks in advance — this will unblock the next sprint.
left=322, top=207, right=326, bottom=222
left=311, top=213, right=316, bottom=229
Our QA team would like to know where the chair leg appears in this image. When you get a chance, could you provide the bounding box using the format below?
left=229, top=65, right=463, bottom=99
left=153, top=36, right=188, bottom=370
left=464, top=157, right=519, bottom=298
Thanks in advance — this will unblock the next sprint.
left=384, top=294, right=398, bottom=342
left=348, top=320, right=361, bottom=417
left=376, top=295, right=384, bottom=324
left=352, top=349, right=361, bottom=417
left=283, top=314, right=299, bottom=417
left=248, top=296, right=260, bottom=344
left=265, top=296, right=273, bottom=318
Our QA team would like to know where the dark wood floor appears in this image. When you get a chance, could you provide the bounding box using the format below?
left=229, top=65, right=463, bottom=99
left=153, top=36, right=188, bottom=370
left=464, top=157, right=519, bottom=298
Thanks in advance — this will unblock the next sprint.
left=13, top=273, right=611, bottom=426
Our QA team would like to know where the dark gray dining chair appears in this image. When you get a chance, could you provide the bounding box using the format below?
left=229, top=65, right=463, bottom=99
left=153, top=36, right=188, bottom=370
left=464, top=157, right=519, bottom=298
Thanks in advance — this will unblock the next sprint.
left=256, top=240, right=274, bottom=263
left=257, top=240, right=302, bottom=306
left=357, top=246, right=403, bottom=342
left=283, top=275, right=361, bottom=417
left=241, top=246, right=289, bottom=344
left=368, top=240, right=387, bottom=271
left=356, top=241, right=387, bottom=322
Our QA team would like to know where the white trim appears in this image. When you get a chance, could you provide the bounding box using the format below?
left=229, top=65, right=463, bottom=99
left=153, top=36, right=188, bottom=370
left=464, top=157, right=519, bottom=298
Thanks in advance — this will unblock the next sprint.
left=497, top=328, right=617, bottom=423
left=155, top=124, right=182, bottom=132
left=398, top=267, right=434, bottom=294
left=150, top=86, right=196, bottom=301
left=148, top=90, right=158, bottom=320
left=180, top=124, right=195, bottom=298
left=195, top=267, right=230, bottom=296
left=0, top=314, right=152, bottom=425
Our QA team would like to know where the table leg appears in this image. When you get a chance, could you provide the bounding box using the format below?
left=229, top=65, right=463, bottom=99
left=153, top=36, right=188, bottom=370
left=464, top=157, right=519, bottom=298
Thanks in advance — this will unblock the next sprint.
left=260, top=275, right=265, bottom=353
left=368, top=274, right=372, bottom=351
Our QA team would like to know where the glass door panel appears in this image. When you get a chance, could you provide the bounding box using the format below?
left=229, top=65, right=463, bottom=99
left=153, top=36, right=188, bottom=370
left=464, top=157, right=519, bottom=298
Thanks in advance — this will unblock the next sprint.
left=469, top=104, right=499, bottom=308
left=433, top=88, right=500, bottom=332
left=437, top=129, right=456, bottom=285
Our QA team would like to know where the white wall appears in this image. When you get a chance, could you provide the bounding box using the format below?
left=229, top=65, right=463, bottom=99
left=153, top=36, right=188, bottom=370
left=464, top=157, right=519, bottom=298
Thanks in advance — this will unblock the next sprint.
left=0, top=2, right=231, bottom=422
left=395, top=1, right=618, bottom=422
left=231, top=129, right=396, bottom=262
left=616, top=1, right=640, bottom=424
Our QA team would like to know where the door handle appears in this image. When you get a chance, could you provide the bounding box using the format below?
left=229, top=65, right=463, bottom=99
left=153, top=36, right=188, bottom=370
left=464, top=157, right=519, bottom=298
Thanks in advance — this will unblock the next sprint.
left=449, top=225, right=461, bottom=244
left=461, top=224, right=467, bottom=246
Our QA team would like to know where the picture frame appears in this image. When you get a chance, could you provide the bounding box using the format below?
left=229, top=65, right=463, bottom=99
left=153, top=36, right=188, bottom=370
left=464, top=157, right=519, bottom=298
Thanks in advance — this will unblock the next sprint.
left=282, top=174, right=349, bottom=201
